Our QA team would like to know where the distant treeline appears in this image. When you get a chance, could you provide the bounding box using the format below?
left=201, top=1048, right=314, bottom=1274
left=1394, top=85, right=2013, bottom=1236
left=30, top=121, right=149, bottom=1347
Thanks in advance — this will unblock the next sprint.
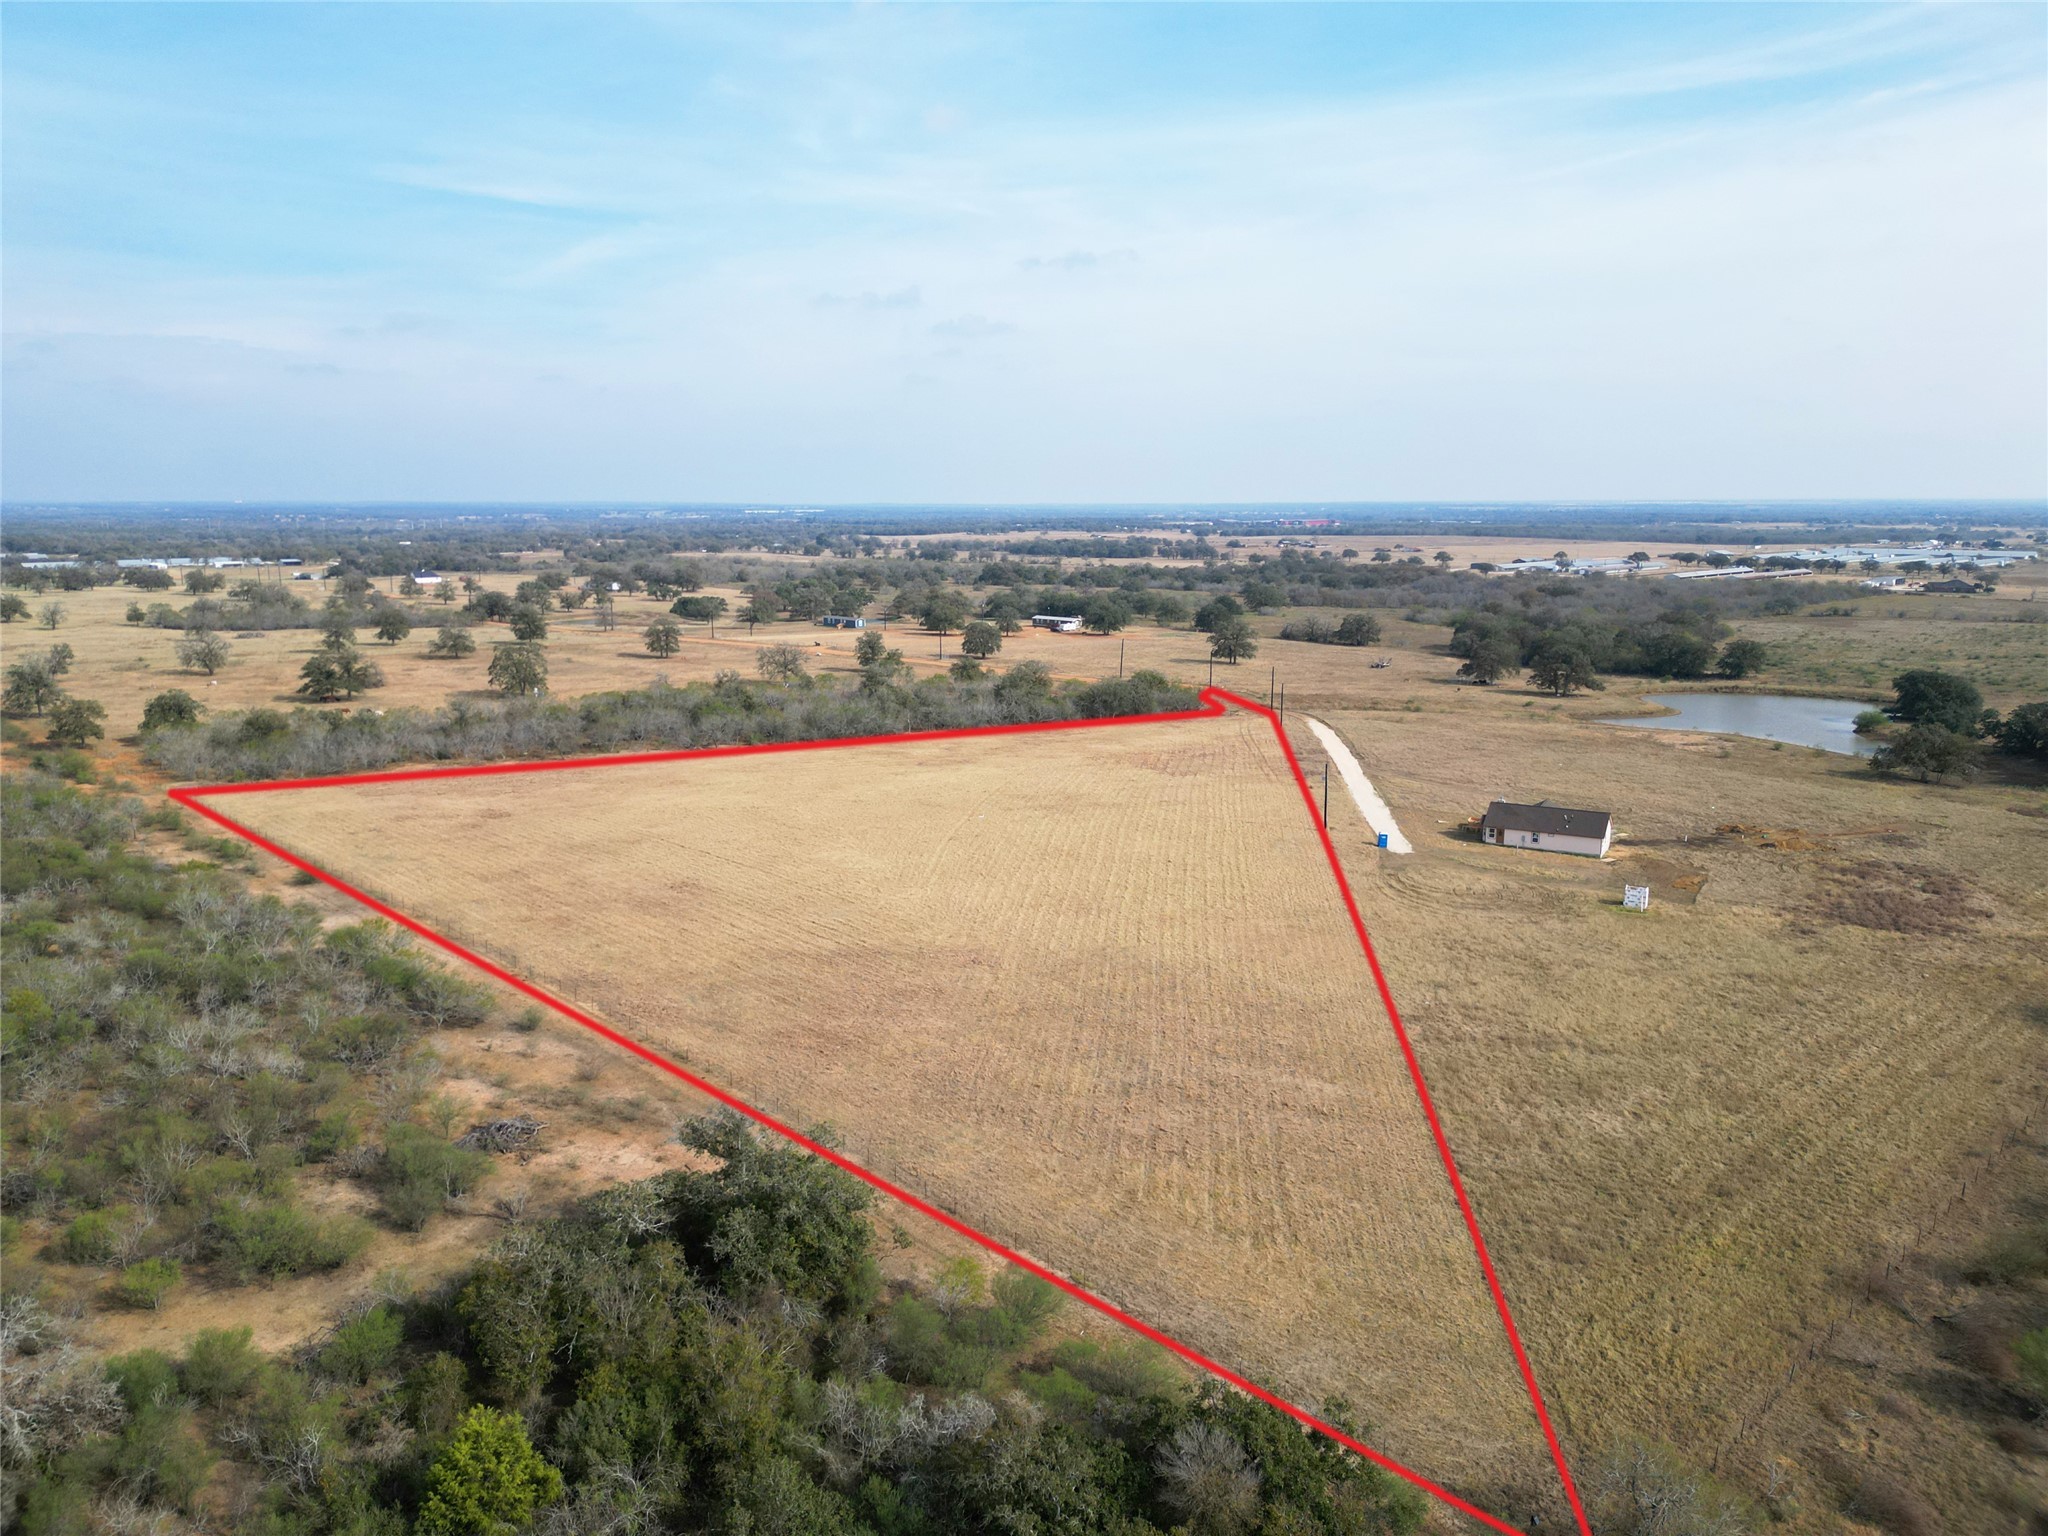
left=8, top=503, right=2040, bottom=569
left=142, top=672, right=1204, bottom=783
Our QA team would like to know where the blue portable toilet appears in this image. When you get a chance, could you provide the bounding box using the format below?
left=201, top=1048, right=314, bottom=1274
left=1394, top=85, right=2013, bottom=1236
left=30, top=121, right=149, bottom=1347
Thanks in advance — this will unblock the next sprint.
left=1376, top=833, right=1390, bottom=849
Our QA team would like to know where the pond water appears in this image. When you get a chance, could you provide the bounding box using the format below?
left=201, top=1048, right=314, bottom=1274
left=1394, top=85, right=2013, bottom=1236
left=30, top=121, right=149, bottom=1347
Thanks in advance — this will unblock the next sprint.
left=1602, top=693, right=1879, bottom=756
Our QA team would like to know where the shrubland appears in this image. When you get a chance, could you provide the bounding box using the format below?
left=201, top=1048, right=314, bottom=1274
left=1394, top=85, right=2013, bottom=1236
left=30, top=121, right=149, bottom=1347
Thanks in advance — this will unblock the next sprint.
left=141, top=670, right=1201, bottom=783
left=1, top=775, right=502, bottom=1308
left=2, top=1110, right=1432, bottom=1536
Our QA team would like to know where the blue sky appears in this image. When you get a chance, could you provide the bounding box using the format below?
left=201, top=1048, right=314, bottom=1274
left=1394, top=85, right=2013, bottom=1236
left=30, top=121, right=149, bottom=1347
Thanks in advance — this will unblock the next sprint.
left=3, top=3, right=2043, bottom=503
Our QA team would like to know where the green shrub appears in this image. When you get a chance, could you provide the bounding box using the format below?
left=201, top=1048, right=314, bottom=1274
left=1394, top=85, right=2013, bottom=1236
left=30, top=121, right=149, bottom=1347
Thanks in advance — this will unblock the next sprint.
left=113, top=1257, right=182, bottom=1310
left=1051, top=1336, right=1184, bottom=1401
left=107, top=1348, right=184, bottom=1412
left=2018, top=1327, right=2048, bottom=1405
left=1965, top=1224, right=2048, bottom=1285
left=883, top=1295, right=999, bottom=1390
left=1018, top=1365, right=1099, bottom=1420
left=304, top=1109, right=362, bottom=1163
left=46, top=751, right=96, bottom=784
left=104, top=1403, right=216, bottom=1511
left=17, top=1469, right=93, bottom=1536
left=404, top=1352, right=471, bottom=1438
left=992, top=1268, right=1065, bottom=1340
left=211, top=1199, right=371, bottom=1280
left=415, top=1407, right=564, bottom=1536
left=378, top=1124, right=492, bottom=1231
left=56, top=1208, right=123, bottom=1266
left=320, top=1306, right=404, bottom=1383
left=182, top=1326, right=262, bottom=1406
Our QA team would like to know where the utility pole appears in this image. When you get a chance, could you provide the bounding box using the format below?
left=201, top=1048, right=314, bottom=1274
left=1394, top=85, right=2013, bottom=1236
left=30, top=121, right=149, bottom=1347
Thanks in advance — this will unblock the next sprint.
left=1118, top=639, right=1125, bottom=679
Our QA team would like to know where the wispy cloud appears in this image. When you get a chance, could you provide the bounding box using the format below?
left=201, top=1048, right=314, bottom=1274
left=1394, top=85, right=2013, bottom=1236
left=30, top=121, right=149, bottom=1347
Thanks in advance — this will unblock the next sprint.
left=815, top=286, right=922, bottom=310
left=1019, top=249, right=1136, bottom=272
left=1, top=3, right=2040, bottom=501
left=929, top=314, right=1012, bottom=340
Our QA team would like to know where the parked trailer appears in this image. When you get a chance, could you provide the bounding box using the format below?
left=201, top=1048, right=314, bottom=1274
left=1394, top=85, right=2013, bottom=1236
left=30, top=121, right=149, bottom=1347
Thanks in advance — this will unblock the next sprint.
left=817, top=615, right=867, bottom=629
left=1031, top=614, right=1083, bottom=633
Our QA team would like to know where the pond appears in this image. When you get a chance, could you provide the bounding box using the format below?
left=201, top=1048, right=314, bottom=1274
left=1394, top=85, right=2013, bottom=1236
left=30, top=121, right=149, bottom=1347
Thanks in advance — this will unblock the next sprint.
left=1602, top=693, right=1879, bottom=757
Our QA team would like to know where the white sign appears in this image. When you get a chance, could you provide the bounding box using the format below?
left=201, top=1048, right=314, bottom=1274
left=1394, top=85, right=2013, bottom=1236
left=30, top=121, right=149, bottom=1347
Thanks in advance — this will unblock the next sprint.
left=1623, top=885, right=1651, bottom=912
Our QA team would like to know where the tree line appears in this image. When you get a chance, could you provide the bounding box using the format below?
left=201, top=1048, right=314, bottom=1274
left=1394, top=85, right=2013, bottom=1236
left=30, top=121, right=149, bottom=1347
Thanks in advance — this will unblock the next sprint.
left=139, top=671, right=1203, bottom=784
left=1864, top=670, right=2048, bottom=783
left=1445, top=603, right=1770, bottom=695
left=3, top=1105, right=1438, bottom=1536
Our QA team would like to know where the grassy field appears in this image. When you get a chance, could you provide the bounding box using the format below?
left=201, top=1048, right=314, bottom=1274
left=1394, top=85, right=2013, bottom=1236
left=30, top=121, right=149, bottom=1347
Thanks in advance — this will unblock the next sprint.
left=1738, top=597, right=2048, bottom=707
left=210, top=707, right=1559, bottom=1514
left=1298, top=702, right=2048, bottom=1527
left=14, top=549, right=2048, bottom=1530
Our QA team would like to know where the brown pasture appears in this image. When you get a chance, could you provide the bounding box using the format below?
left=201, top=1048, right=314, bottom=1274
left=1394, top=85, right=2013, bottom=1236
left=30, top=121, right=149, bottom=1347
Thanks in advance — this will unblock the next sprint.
left=1292, top=703, right=2048, bottom=1526
left=19, top=545, right=2048, bottom=1529
left=215, top=705, right=1560, bottom=1510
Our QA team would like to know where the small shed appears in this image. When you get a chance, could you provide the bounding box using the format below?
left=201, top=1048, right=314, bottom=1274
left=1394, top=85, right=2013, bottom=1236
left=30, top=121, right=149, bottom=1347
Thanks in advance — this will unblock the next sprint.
left=1479, top=800, right=1613, bottom=858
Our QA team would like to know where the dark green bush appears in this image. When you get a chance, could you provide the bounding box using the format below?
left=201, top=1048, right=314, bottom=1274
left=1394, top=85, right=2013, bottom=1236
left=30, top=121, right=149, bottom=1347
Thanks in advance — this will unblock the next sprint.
left=211, top=1199, right=371, bottom=1280
left=320, top=1306, right=404, bottom=1383
left=112, top=1257, right=181, bottom=1310
left=182, top=1326, right=263, bottom=1406
left=55, top=1209, right=123, bottom=1266
left=377, top=1125, right=491, bottom=1230
left=106, top=1349, right=184, bottom=1412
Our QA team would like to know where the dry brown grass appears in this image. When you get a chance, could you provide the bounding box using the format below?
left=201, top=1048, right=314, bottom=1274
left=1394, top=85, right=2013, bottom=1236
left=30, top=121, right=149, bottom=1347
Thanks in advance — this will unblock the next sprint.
left=1305, top=701, right=2048, bottom=1528
left=0, top=575, right=980, bottom=736
left=26, top=544, right=2048, bottom=1530
left=215, top=706, right=1556, bottom=1504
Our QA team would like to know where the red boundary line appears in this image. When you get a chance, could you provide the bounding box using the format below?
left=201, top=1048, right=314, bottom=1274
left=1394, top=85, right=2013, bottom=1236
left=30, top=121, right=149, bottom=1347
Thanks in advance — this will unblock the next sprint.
left=169, top=688, right=1589, bottom=1536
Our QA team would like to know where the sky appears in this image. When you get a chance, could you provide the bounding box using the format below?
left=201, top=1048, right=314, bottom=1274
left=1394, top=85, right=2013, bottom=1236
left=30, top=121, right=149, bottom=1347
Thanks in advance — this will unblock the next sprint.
left=3, top=2, right=2044, bottom=505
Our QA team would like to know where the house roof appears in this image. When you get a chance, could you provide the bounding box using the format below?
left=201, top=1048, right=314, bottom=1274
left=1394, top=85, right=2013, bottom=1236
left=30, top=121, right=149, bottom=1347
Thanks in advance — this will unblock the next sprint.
left=1480, top=800, right=1612, bottom=839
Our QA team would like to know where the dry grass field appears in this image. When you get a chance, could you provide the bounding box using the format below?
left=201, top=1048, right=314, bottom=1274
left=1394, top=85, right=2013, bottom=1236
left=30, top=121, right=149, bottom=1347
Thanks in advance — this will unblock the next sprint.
left=17, top=548, right=2040, bottom=743
left=1297, top=703, right=2048, bottom=1526
left=19, top=544, right=2048, bottom=1528
left=212, top=705, right=1560, bottom=1514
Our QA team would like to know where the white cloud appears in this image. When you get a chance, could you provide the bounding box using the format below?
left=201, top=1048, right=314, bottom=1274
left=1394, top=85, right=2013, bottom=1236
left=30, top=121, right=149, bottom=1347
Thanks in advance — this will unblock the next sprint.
left=3, top=6, right=2041, bottom=501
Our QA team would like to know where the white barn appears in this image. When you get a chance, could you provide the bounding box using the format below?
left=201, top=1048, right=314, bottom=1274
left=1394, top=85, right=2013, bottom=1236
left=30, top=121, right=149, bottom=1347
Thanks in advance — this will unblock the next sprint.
left=1479, top=800, right=1613, bottom=858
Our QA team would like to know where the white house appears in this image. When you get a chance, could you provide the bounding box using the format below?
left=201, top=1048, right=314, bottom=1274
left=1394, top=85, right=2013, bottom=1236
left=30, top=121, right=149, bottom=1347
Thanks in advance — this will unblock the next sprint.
left=1479, top=800, right=1613, bottom=858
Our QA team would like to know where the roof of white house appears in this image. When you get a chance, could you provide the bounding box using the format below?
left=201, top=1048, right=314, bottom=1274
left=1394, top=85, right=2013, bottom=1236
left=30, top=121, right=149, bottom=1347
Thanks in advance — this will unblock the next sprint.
left=1481, top=800, right=1613, bottom=839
